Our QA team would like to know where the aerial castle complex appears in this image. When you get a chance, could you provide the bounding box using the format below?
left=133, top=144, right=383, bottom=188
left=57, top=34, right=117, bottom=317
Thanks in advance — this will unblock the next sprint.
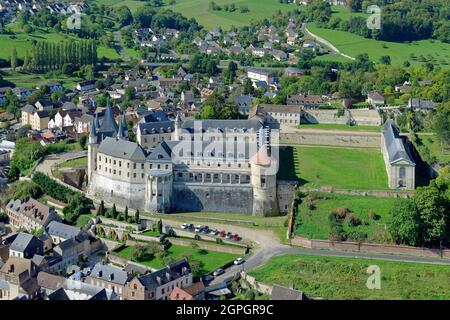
left=87, top=103, right=280, bottom=216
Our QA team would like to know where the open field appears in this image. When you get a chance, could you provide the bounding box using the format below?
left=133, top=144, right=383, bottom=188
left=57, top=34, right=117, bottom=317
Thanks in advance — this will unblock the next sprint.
left=278, top=145, right=388, bottom=189
left=294, top=193, right=396, bottom=242
left=249, top=254, right=450, bottom=299
left=308, top=22, right=450, bottom=67
left=114, top=244, right=240, bottom=275
left=299, top=123, right=381, bottom=132
left=1, top=71, right=83, bottom=89
left=163, top=0, right=296, bottom=30
left=76, top=214, right=92, bottom=228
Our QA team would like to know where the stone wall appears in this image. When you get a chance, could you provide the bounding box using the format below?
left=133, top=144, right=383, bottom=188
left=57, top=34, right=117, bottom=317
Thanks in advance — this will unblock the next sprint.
left=301, top=109, right=381, bottom=126
left=280, top=131, right=381, bottom=148
left=172, top=183, right=254, bottom=214
left=277, top=181, right=297, bottom=214
left=290, top=235, right=450, bottom=260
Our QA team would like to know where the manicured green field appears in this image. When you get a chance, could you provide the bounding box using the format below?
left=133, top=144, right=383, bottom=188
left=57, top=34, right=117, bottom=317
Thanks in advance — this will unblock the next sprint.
left=115, top=244, right=240, bottom=274
left=163, top=0, right=296, bottom=30
left=0, top=25, right=120, bottom=61
left=279, top=145, right=388, bottom=189
left=1, top=71, right=83, bottom=89
left=141, top=229, right=161, bottom=237
left=299, top=123, right=381, bottom=132
left=249, top=254, right=450, bottom=300
left=58, top=157, right=88, bottom=169
left=294, top=193, right=397, bottom=241
left=308, top=23, right=450, bottom=67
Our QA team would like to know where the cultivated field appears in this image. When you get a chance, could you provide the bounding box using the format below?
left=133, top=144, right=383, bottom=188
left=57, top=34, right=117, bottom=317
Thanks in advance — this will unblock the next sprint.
left=278, top=145, right=388, bottom=190
left=294, top=193, right=396, bottom=242
left=249, top=254, right=450, bottom=299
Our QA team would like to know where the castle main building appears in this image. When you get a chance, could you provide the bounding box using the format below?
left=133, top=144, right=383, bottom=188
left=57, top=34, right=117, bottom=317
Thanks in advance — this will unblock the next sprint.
left=87, top=103, right=280, bottom=216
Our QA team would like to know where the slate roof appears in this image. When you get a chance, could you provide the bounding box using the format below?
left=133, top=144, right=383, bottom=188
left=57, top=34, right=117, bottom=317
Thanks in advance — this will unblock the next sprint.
left=136, top=258, right=191, bottom=290
left=98, top=137, right=147, bottom=161
left=22, top=104, right=36, bottom=113
left=46, top=221, right=81, bottom=240
left=90, top=263, right=129, bottom=285
left=382, top=120, right=415, bottom=165
left=139, top=111, right=169, bottom=123
left=251, top=104, right=301, bottom=116
left=139, top=121, right=174, bottom=135
left=9, top=232, right=43, bottom=254
left=37, top=271, right=65, bottom=290
left=181, top=119, right=263, bottom=133
left=98, top=102, right=118, bottom=137
left=271, top=285, right=307, bottom=300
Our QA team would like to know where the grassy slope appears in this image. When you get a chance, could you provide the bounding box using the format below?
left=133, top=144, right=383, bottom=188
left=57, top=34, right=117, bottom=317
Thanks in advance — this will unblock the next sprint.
left=279, top=145, right=388, bottom=189
left=115, top=244, right=240, bottom=274
left=163, top=0, right=295, bottom=30
left=308, top=24, right=450, bottom=67
left=416, top=133, right=450, bottom=164
left=294, top=193, right=396, bottom=241
left=249, top=254, right=450, bottom=300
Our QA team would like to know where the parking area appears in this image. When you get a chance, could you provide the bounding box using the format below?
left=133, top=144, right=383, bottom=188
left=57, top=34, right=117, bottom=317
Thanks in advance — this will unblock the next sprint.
left=181, top=223, right=242, bottom=242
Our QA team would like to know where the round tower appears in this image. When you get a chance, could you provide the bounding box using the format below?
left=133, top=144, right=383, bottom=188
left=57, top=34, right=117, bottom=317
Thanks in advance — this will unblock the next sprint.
left=145, top=169, right=173, bottom=213
left=250, top=146, right=279, bottom=217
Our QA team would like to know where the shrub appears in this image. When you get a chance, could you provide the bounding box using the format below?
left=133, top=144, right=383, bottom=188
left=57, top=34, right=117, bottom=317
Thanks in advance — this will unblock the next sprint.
left=368, top=210, right=379, bottom=220
left=329, top=225, right=346, bottom=241
left=347, top=213, right=362, bottom=227
left=332, top=207, right=350, bottom=219
left=347, top=231, right=368, bottom=242
left=216, top=238, right=223, bottom=244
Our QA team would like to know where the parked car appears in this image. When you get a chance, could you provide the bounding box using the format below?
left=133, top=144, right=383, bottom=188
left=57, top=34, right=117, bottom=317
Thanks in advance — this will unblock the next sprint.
left=225, top=232, right=233, bottom=239
left=234, top=258, right=245, bottom=265
left=203, top=275, right=215, bottom=283
left=181, top=223, right=189, bottom=229
left=213, top=268, right=225, bottom=277
left=194, top=225, right=204, bottom=233
left=218, top=230, right=226, bottom=237
left=201, top=226, right=210, bottom=233
left=209, top=228, right=219, bottom=235
left=231, top=234, right=240, bottom=241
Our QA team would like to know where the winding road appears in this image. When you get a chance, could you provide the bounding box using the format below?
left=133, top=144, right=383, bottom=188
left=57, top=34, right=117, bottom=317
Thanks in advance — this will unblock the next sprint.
left=302, top=22, right=355, bottom=61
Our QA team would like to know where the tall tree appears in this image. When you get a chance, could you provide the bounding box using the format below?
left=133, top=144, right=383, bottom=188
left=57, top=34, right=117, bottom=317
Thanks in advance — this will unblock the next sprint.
left=11, top=47, right=17, bottom=70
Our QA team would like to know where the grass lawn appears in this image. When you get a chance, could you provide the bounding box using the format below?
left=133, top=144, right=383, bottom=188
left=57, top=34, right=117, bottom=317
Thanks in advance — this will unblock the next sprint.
left=249, top=254, right=450, bottom=300
left=76, top=214, right=92, bottom=228
left=294, top=193, right=397, bottom=242
left=299, top=123, right=381, bottom=132
left=163, top=0, right=296, bottom=30
left=279, top=145, right=388, bottom=190
left=114, top=244, right=240, bottom=274
left=141, top=229, right=161, bottom=237
left=307, top=22, right=450, bottom=67
left=2, top=71, right=83, bottom=89
left=58, top=157, right=88, bottom=169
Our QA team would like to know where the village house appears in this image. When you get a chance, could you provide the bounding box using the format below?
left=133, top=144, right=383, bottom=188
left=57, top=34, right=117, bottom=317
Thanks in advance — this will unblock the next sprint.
left=5, top=198, right=60, bottom=232
left=74, top=114, right=94, bottom=134
left=0, top=257, right=40, bottom=300
left=408, top=98, right=435, bottom=111
left=87, top=263, right=130, bottom=299
left=286, top=93, right=324, bottom=108
left=366, top=91, right=385, bottom=106
left=76, top=80, right=97, bottom=92
left=37, top=82, right=63, bottom=94
left=125, top=259, right=193, bottom=301
left=49, top=110, right=83, bottom=129
left=247, top=68, right=276, bottom=85
left=9, top=233, right=44, bottom=259
left=13, top=87, right=34, bottom=101
left=284, top=67, right=304, bottom=78
left=250, top=104, right=302, bottom=127
left=35, top=99, right=54, bottom=112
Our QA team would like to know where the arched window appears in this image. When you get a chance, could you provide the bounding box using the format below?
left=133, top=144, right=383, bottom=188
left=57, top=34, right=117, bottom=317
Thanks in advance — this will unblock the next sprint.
left=399, top=167, right=406, bottom=178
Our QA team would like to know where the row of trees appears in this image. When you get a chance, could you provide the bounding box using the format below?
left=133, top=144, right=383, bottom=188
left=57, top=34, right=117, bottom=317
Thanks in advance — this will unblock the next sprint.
left=21, top=40, right=97, bottom=72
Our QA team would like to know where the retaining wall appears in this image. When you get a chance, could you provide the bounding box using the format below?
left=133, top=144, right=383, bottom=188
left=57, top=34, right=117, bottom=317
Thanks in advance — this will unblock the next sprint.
left=280, top=131, right=381, bottom=148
